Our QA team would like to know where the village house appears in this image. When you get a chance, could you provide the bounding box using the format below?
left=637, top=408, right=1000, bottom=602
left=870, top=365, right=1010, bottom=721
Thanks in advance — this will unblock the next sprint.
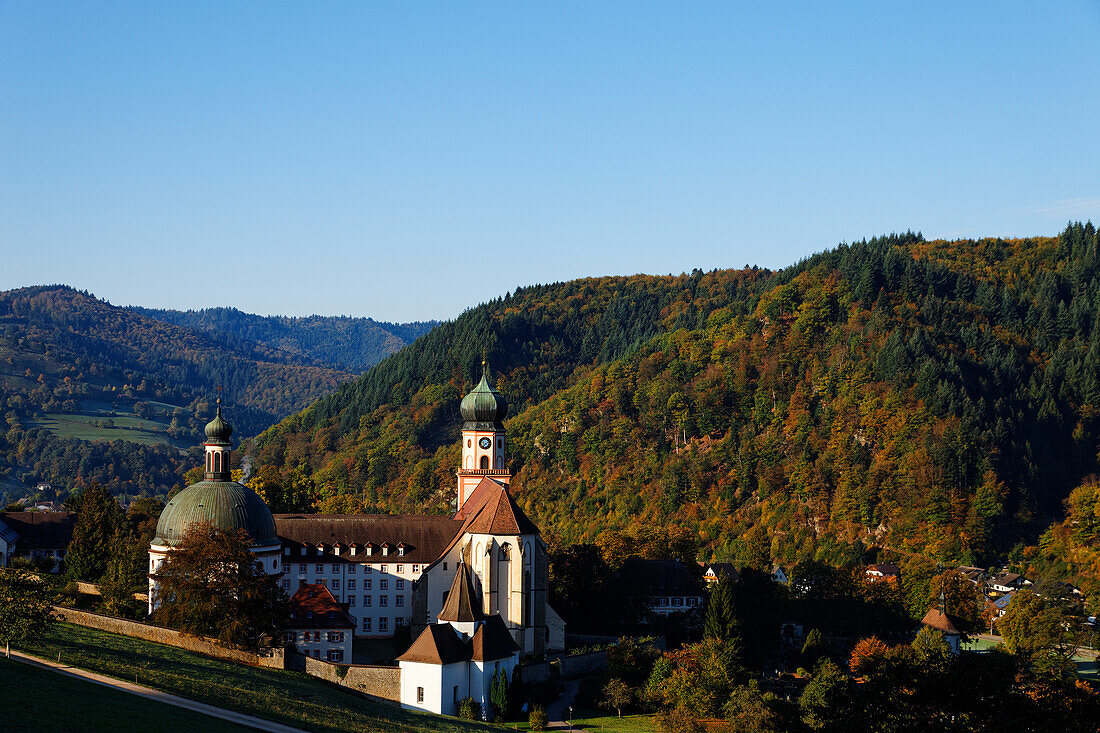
left=864, top=563, right=900, bottom=583
left=988, top=572, right=1031, bottom=594
left=284, top=583, right=354, bottom=662
left=619, top=558, right=704, bottom=616
left=702, top=562, right=739, bottom=585
left=0, top=510, right=75, bottom=571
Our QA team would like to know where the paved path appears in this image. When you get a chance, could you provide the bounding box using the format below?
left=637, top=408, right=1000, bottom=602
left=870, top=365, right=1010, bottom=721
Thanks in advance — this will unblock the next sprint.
left=545, top=678, right=583, bottom=730
left=7, top=650, right=310, bottom=733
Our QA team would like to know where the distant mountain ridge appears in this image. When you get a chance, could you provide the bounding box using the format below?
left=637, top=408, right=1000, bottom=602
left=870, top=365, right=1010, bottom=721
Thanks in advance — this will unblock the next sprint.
left=0, top=285, right=364, bottom=499
left=129, top=306, right=438, bottom=372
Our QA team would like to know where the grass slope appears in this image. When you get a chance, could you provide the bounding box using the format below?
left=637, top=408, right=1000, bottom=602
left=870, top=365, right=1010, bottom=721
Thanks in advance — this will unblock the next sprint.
left=15, top=624, right=495, bottom=733
left=0, top=656, right=251, bottom=733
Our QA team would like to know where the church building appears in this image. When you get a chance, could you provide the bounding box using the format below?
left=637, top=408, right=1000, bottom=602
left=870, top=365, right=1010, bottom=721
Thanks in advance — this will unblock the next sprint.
left=148, top=362, right=565, bottom=660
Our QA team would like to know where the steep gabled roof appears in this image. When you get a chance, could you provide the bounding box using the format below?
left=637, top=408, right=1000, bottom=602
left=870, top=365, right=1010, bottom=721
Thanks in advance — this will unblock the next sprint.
left=438, top=561, right=485, bottom=623
left=454, top=478, right=538, bottom=536
left=397, top=623, right=469, bottom=665
left=287, top=583, right=354, bottom=629
left=921, top=608, right=962, bottom=635
left=470, top=615, right=521, bottom=661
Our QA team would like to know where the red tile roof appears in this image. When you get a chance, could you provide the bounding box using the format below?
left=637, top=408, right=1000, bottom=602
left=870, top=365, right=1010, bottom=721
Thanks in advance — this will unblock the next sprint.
left=470, top=615, right=520, bottom=662
left=287, top=583, right=354, bottom=629
left=453, top=478, right=539, bottom=536
left=921, top=608, right=962, bottom=635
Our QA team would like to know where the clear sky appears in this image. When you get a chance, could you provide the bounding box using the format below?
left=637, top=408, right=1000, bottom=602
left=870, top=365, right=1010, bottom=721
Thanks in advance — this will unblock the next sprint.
left=2, top=3, right=1099, bottom=322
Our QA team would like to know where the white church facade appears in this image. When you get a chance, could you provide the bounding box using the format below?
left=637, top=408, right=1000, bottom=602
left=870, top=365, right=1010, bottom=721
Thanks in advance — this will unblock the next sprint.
left=148, top=363, right=565, bottom=664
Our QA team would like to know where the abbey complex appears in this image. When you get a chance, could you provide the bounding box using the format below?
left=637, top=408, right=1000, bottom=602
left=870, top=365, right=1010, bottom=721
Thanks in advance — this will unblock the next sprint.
left=146, top=363, right=563, bottom=713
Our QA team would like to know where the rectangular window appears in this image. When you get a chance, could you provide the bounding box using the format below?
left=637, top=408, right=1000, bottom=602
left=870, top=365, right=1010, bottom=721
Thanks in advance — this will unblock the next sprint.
left=365, top=565, right=372, bottom=573
left=672, top=597, right=683, bottom=607
left=282, top=579, right=290, bottom=590
left=380, top=565, right=387, bottom=573
left=365, top=579, right=372, bottom=590
left=283, top=632, right=294, bottom=645
left=363, top=617, right=372, bottom=632
left=332, top=579, right=340, bottom=591
left=413, top=564, right=420, bottom=573
left=299, top=563, right=306, bottom=573
left=327, top=649, right=344, bottom=662
left=327, top=631, right=344, bottom=643
left=396, top=579, right=405, bottom=590
left=453, top=686, right=459, bottom=703
left=417, top=687, right=424, bottom=703
left=380, top=579, right=388, bottom=590
left=443, top=562, right=448, bottom=571
left=396, top=596, right=404, bottom=607
left=363, top=595, right=371, bottom=607
left=396, top=565, right=403, bottom=573
left=316, top=564, right=324, bottom=573
left=379, top=617, right=388, bottom=632
left=347, top=564, right=356, bottom=574
left=347, top=579, right=356, bottom=591
left=332, top=564, right=339, bottom=573
left=348, top=596, right=356, bottom=607
left=379, top=595, right=388, bottom=607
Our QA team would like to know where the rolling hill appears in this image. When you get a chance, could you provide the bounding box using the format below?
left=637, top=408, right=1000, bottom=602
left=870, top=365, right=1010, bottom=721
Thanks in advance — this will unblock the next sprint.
left=129, top=306, right=437, bottom=373
left=249, top=223, right=1100, bottom=599
left=0, top=285, right=359, bottom=499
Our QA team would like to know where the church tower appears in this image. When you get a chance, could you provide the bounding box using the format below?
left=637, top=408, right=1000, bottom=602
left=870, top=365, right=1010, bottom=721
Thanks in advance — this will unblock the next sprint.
left=456, top=361, right=510, bottom=508
left=203, top=398, right=233, bottom=481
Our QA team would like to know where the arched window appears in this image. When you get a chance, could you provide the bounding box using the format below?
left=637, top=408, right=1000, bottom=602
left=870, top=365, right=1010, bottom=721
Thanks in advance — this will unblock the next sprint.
left=214, top=452, right=221, bottom=473
left=480, top=455, right=489, bottom=469
left=524, top=570, right=532, bottom=626
left=206, top=453, right=211, bottom=471
left=500, top=543, right=510, bottom=560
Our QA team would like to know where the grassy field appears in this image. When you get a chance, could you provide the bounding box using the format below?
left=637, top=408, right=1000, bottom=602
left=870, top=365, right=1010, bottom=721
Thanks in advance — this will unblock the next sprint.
left=0, top=656, right=252, bottom=733
left=16, top=624, right=496, bottom=733
left=31, top=412, right=190, bottom=449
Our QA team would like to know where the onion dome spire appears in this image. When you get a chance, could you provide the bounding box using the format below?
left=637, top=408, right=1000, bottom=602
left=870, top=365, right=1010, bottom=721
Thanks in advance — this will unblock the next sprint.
left=460, top=359, right=508, bottom=429
left=204, top=398, right=233, bottom=445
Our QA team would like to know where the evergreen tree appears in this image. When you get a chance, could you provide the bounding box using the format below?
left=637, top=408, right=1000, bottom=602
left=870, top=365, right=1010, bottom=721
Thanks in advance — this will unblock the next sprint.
left=64, top=484, right=121, bottom=582
left=490, top=667, right=509, bottom=722
left=99, top=530, right=146, bottom=618
left=508, top=664, right=525, bottom=720
left=703, top=575, right=738, bottom=641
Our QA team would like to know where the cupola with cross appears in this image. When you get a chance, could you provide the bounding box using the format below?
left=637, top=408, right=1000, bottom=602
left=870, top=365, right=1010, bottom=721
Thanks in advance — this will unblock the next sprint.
left=204, top=398, right=234, bottom=481
left=456, top=360, right=510, bottom=508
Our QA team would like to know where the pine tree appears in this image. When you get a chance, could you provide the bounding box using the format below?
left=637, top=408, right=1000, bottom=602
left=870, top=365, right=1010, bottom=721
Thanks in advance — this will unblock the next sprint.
left=64, top=484, right=121, bottom=582
left=490, top=667, right=509, bottom=722
left=703, top=575, right=738, bottom=641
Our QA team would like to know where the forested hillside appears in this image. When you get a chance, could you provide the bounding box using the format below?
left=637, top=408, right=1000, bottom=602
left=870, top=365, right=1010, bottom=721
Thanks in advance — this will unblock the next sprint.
left=130, top=306, right=437, bottom=372
left=251, top=224, right=1100, bottom=599
left=0, top=286, right=354, bottom=499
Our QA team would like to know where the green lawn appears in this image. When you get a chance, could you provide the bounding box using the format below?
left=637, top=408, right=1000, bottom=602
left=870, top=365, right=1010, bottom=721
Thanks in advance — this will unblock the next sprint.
left=0, top=656, right=251, bottom=733
left=16, top=624, right=497, bottom=733
left=510, top=709, right=656, bottom=732
left=31, top=413, right=190, bottom=449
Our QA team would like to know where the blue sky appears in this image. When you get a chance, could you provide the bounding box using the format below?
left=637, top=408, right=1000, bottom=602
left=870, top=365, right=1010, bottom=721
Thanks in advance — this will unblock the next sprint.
left=2, top=2, right=1099, bottom=322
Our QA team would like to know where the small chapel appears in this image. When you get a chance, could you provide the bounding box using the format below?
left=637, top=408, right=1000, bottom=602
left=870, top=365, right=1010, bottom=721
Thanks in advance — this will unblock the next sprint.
left=148, top=360, right=565, bottom=694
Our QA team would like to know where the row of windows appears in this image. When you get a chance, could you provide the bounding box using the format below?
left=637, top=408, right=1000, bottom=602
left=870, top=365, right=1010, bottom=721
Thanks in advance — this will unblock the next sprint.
left=283, top=577, right=406, bottom=595
left=360, top=616, right=409, bottom=632
left=345, top=595, right=404, bottom=608
left=296, top=648, right=343, bottom=662
left=286, top=631, right=344, bottom=643
left=294, top=563, right=418, bottom=575
left=654, top=596, right=701, bottom=607
left=286, top=545, right=408, bottom=557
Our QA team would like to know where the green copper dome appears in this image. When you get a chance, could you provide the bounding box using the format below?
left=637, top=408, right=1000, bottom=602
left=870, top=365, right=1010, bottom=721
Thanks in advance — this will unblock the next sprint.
left=153, top=480, right=278, bottom=548
left=460, top=363, right=508, bottom=429
left=204, top=399, right=233, bottom=444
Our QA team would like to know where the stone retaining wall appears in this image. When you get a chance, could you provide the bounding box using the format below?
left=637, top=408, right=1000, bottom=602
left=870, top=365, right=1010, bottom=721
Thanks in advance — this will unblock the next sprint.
left=299, top=653, right=401, bottom=703
left=558, top=650, right=608, bottom=678
left=54, top=606, right=284, bottom=668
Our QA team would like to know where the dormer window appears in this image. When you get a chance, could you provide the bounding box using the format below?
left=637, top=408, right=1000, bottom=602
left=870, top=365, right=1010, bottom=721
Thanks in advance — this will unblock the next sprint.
left=382, top=544, right=390, bottom=557
left=364, top=544, right=373, bottom=556
left=397, top=543, right=406, bottom=557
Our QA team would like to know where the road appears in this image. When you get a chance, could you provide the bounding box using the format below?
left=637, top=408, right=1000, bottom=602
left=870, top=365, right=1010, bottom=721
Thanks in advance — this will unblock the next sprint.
left=7, top=650, right=311, bottom=733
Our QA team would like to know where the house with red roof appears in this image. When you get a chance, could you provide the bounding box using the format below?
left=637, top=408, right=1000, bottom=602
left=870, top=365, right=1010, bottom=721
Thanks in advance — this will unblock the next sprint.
left=285, top=583, right=354, bottom=662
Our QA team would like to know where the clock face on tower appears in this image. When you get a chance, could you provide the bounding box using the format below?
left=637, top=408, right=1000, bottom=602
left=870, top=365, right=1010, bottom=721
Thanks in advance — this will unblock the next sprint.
left=479, top=437, right=492, bottom=449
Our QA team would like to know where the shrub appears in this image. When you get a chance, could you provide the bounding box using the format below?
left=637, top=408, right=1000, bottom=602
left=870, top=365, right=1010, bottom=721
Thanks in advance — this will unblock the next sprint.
left=529, top=706, right=549, bottom=730
left=457, top=697, right=482, bottom=720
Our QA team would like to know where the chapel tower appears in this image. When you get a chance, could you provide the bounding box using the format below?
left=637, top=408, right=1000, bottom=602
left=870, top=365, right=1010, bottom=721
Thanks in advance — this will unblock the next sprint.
left=456, top=361, right=510, bottom=508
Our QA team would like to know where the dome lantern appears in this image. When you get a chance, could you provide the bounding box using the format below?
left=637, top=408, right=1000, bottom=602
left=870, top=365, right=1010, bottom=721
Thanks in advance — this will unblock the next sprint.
left=204, top=398, right=233, bottom=445
left=460, top=360, right=508, bottom=429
